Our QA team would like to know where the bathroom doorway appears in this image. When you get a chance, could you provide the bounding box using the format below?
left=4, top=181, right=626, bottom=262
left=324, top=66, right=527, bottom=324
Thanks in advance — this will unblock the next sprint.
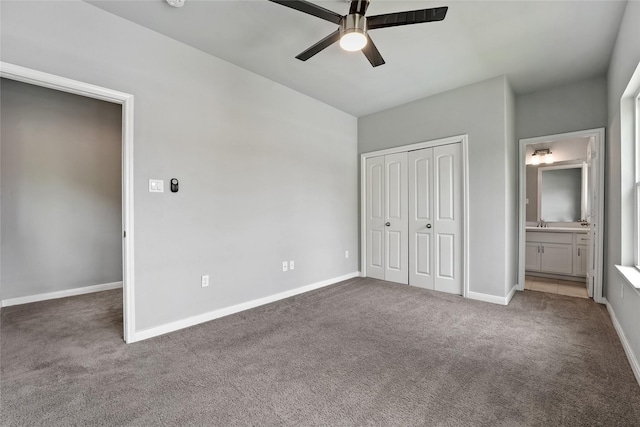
left=518, top=128, right=605, bottom=302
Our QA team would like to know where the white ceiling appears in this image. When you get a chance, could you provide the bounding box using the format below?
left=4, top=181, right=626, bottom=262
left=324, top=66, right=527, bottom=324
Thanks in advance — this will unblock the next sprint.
left=87, top=0, right=626, bottom=117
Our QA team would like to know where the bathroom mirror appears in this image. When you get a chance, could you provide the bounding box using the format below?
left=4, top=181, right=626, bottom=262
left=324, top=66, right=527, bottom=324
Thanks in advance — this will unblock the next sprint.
left=537, top=163, right=587, bottom=222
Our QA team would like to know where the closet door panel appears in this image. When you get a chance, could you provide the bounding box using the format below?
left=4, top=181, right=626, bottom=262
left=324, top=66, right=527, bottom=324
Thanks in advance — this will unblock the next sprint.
left=384, top=152, right=408, bottom=284
left=366, top=156, right=385, bottom=280
left=408, top=148, right=435, bottom=289
left=433, top=143, right=463, bottom=294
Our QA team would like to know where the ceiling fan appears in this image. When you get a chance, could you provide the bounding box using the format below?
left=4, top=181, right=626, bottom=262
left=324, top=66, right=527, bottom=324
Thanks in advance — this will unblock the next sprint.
left=267, top=0, right=448, bottom=67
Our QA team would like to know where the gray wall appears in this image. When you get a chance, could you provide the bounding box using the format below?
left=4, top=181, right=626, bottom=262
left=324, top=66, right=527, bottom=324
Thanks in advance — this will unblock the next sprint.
left=0, top=1, right=358, bottom=331
left=1, top=78, right=122, bottom=299
left=359, top=75, right=515, bottom=298
left=516, top=75, right=608, bottom=140
left=605, top=0, right=640, bottom=368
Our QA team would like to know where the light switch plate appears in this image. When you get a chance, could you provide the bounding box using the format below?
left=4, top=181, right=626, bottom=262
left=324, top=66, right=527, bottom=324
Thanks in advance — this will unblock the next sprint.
left=282, top=261, right=288, bottom=272
left=149, top=179, right=164, bottom=193
left=289, top=261, right=295, bottom=270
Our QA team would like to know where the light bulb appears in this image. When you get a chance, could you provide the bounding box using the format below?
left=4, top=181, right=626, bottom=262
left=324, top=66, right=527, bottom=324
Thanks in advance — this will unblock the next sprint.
left=545, top=152, right=553, bottom=164
left=531, top=154, right=540, bottom=165
left=340, top=32, right=367, bottom=52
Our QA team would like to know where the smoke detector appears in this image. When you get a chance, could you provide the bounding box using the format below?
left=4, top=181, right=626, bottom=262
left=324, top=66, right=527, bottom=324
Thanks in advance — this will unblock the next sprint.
left=166, top=0, right=185, bottom=7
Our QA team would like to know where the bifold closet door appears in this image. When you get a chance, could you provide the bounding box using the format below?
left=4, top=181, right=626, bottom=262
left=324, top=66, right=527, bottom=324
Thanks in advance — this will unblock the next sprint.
left=366, top=155, right=385, bottom=280
left=409, top=143, right=462, bottom=294
left=384, top=152, right=408, bottom=284
left=365, top=153, right=408, bottom=284
left=408, top=148, right=435, bottom=289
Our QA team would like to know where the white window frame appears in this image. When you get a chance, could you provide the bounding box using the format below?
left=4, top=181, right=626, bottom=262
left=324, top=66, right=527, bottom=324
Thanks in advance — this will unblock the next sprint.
left=634, top=92, right=640, bottom=269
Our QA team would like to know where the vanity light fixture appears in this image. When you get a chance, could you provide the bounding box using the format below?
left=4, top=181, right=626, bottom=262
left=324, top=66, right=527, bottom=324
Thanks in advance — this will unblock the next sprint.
left=532, top=149, right=553, bottom=165
left=531, top=153, right=540, bottom=165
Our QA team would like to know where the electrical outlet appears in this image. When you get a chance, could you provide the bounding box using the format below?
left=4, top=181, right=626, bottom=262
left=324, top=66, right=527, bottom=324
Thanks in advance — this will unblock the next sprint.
left=345, top=250, right=349, bottom=259
left=282, top=261, right=288, bottom=272
left=289, top=260, right=295, bottom=270
left=201, top=275, right=209, bottom=288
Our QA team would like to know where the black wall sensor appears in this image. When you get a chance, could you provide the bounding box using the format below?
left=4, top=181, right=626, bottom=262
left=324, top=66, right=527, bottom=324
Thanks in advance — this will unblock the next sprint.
left=170, top=178, right=179, bottom=193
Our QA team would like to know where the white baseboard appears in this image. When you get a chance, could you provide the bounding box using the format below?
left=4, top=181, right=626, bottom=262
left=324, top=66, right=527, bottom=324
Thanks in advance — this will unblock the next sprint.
left=467, top=287, right=515, bottom=306
left=132, top=271, right=362, bottom=343
left=505, top=285, right=518, bottom=304
left=605, top=298, right=640, bottom=386
left=1, top=281, right=123, bottom=307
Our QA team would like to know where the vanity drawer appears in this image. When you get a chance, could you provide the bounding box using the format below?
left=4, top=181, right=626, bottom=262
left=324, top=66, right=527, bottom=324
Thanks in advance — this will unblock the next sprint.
left=575, top=234, right=590, bottom=244
left=526, top=232, right=573, bottom=244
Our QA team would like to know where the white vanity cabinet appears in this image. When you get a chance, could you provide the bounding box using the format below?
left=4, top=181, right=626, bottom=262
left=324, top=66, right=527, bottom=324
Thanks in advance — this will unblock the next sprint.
left=525, top=230, right=589, bottom=277
left=573, top=234, right=590, bottom=276
left=525, top=243, right=542, bottom=271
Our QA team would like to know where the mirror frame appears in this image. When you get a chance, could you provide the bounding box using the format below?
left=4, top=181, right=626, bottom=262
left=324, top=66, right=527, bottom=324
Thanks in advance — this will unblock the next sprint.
left=536, top=162, right=588, bottom=222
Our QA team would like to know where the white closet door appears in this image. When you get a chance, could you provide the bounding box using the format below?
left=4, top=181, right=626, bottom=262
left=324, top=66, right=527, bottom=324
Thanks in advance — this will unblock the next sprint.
left=366, top=155, right=385, bottom=280
left=408, top=148, right=435, bottom=289
left=433, top=143, right=463, bottom=294
left=384, top=152, right=408, bottom=284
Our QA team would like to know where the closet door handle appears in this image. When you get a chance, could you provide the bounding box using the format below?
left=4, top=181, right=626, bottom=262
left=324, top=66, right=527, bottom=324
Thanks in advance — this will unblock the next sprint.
left=426, top=224, right=432, bottom=229
left=385, top=222, right=390, bottom=227
left=537, top=246, right=540, bottom=253
left=578, top=248, right=581, bottom=257
left=542, top=246, right=545, bottom=254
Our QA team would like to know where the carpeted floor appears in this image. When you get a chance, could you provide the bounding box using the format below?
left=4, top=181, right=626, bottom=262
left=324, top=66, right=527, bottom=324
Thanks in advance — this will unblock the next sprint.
left=1, top=277, right=639, bottom=426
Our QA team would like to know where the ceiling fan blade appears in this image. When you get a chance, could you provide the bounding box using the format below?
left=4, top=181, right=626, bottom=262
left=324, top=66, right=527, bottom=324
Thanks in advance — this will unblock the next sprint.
left=295, top=30, right=341, bottom=61
left=268, top=0, right=343, bottom=25
left=367, top=6, right=448, bottom=30
left=362, top=35, right=385, bottom=67
left=349, top=0, right=370, bottom=16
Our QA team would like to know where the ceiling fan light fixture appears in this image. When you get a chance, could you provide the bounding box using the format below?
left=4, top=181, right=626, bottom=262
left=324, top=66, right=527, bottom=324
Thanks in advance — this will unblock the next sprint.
left=340, top=13, right=367, bottom=51
left=267, top=0, right=447, bottom=67
left=340, top=30, right=367, bottom=51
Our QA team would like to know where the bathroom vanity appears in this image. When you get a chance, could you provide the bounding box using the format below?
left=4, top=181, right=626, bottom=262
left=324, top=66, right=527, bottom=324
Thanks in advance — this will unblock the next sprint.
left=525, top=227, right=589, bottom=278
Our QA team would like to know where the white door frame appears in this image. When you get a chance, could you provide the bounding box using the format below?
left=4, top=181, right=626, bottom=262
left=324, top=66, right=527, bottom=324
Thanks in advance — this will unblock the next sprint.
left=360, top=134, right=470, bottom=297
left=1, top=62, right=136, bottom=342
left=518, top=128, right=605, bottom=303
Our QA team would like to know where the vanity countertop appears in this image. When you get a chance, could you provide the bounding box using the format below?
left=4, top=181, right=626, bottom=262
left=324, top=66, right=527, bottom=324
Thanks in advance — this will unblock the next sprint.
left=525, top=226, right=589, bottom=233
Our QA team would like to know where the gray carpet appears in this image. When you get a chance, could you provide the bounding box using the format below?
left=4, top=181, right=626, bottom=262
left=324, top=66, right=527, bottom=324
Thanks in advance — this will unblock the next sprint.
left=2, top=277, right=639, bottom=426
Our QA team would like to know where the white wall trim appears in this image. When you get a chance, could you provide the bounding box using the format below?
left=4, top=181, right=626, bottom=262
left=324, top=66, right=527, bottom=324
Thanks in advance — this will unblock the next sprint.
left=0, top=61, right=136, bottom=342
left=1, top=282, right=123, bottom=307
left=506, top=284, right=518, bottom=304
left=605, top=298, right=640, bottom=386
left=131, top=272, right=361, bottom=343
left=467, top=286, right=516, bottom=306
left=518, top=128, right=605, bottom=303
left=360, top=134, right=470, bottom=299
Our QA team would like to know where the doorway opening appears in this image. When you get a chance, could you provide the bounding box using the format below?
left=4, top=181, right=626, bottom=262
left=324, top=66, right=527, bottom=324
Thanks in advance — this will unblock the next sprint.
left=518, top=128, right=605, bottom=302
left=0, top=62, right=135, bottom=342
